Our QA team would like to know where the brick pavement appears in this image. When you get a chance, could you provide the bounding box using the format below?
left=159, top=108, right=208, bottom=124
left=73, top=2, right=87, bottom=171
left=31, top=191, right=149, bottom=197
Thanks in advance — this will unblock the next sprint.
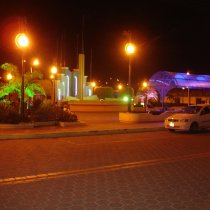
left=0, top=132, right=210, bottom=209
left=0, top=121, right=164, bottom=139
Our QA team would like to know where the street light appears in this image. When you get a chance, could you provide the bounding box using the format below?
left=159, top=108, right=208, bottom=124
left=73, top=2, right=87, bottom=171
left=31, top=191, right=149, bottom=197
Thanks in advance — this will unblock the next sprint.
left=125, top=42, right=136, bottom=112
left=142, top=81, right=148, bottom=112
left=6, top=73, right=13, bottom=81
left=118, top=84, right=123, bottom=90
left=15, top=33, right=29, bottom=122
left=30, top=58, right=39, bottom=73
left=91, top=81, right=96, bottom=95
left=186, top=71, right=190, bottom=106
left=51, top=66, right=57, bottom=105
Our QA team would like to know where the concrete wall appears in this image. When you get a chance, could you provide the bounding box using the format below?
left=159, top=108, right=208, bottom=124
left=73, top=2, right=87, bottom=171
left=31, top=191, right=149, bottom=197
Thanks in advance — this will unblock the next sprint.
left=119, top=111, right=174, bottom=123
left=68, top=101, right=128, bottom=112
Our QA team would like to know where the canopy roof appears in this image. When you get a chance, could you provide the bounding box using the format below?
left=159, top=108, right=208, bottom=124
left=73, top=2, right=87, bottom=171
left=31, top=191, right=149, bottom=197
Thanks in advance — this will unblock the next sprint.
left=149, top=71, right=210, bottom=90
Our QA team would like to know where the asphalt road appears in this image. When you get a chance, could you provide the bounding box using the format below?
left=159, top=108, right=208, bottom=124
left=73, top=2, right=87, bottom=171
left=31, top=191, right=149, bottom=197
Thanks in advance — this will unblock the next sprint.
left=0, top=130, right=210, bottom=210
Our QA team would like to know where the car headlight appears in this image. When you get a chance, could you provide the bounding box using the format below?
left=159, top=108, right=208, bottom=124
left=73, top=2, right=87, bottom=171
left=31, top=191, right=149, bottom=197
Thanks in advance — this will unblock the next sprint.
left=180, top=119, right=189, bottom=122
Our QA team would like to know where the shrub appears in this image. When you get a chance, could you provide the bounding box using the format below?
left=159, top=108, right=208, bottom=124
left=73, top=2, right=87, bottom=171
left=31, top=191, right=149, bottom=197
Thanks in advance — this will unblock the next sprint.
left=0, top=102, right=20, bottom=124
left=57, top=108, right=78, bottom=122
left=94, top=87, right=114, bottom=99
left=31, top=100, right=78, bottom=122
left=31, top=100, right=56, bottom=122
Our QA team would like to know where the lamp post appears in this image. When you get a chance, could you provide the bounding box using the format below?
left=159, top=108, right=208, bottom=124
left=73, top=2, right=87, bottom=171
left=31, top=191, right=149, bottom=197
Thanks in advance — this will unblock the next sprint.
left=15, top=33, right=29, bottom=122
left=142, top=81, right=148, bottom=112
left=186, top=71, right=190, bottom=106
left=125, top=42, right=136, bottom=112
left=51, top=66, right=57, bottom=105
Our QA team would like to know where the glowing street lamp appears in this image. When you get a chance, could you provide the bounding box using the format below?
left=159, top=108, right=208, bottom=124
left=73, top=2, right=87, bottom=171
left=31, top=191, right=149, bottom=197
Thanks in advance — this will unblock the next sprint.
left=91, top=81, right=96, bottom=88
left=15, top=33, right=29, bottom=122
left=51, top=66, right=57, bottom=105
left=30, top=58, right=40, bottom=73
left=125, top=42, right=136, bottom=112
left=118, top=84, right=123, bottom=90
left=6, top=73, right=13, bottom=81
left=142, top=81, right=148, bottom=88
left=142, top=81, right=148, bottom=111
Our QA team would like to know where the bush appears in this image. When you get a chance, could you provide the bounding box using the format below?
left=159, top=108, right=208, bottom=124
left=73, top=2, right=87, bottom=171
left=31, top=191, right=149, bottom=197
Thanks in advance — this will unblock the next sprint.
left=57, top=108, right=78, bottom=122
left=0, top=102, right=20, bottom=124
left=31, top=100, right=78, bottom=122
left=94, top=87, right=114, bottom=99
left=31, top=100, right=56, bottom=122
left=0, top=100, right=78, bottom=124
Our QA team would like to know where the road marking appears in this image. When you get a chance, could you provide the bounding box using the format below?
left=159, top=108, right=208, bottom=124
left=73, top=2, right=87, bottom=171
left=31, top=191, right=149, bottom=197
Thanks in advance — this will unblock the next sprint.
left=1, top=152, right=210, bottom=186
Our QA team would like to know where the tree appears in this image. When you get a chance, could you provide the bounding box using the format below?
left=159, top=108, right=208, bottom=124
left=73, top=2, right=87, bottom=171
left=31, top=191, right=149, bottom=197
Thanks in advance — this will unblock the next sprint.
left=0, top=63, right=46, bottom=104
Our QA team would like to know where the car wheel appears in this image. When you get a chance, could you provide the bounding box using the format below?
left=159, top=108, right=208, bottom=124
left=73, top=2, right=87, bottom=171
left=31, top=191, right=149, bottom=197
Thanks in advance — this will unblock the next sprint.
left=189, top=122, right=199, bottom=133
left=168, top=129, right=175, bottom=132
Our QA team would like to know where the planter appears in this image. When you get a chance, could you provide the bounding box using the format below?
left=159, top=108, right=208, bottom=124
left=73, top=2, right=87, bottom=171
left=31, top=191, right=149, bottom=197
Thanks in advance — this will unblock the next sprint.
left=0, top=123, right=34, bottom=129
left=33, top=121, right=57, bottom=127
left=119, top=111, right=174, bottom=123
left=59, top=121, right=86, bottom=127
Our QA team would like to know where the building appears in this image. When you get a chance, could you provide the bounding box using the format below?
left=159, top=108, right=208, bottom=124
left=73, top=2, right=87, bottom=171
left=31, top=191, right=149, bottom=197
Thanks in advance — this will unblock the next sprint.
left=53, top=66, right=93, bottom=102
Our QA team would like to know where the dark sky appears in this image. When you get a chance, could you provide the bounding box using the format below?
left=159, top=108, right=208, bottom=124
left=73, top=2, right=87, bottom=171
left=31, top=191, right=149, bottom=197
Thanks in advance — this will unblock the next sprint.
left=1, top=0, right=210, bottom=90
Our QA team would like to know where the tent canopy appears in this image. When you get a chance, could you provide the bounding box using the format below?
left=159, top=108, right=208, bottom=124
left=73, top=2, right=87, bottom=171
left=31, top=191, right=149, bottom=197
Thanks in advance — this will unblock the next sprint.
left=149, top=71, right=210, bottom=91
left=148, top=71, right=210, bottom=110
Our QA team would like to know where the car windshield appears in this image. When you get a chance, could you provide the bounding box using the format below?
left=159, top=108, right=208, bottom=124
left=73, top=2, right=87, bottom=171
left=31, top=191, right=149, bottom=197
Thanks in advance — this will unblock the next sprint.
left=182, top=106, right=202, bottom=114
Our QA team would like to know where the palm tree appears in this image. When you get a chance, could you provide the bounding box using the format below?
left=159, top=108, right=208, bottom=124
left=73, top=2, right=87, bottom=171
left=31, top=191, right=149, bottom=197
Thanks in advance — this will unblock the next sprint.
left=0, top=63, right=46, bottom=104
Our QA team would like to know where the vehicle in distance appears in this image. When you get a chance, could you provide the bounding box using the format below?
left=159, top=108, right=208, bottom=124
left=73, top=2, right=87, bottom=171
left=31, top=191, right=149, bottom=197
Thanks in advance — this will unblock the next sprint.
left=164, top=104, right=210, bottom=132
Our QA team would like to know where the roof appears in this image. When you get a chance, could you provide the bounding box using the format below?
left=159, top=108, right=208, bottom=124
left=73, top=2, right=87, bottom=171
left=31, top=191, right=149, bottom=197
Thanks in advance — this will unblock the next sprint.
left=149, top=71, right=210, bottom=90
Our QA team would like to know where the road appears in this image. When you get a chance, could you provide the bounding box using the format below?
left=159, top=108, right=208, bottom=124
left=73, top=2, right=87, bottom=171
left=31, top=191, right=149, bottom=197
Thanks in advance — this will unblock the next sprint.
left=0, top=130, right=210, bottom=210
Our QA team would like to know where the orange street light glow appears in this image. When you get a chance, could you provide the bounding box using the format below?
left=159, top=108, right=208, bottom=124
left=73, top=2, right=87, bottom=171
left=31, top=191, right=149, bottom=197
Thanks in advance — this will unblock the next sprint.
left=125, top=43, right=135, bottom=55
left=118, top=84, right=123, bottom=90
left=6, top=73, right=13, bottom=80
left=91, top=82, right=96, bottom=87
left=15, top=33, right=29, bottom=48
left=51, top=66, right=57, bottom=74
left=32, top=58, right=39, bottom=66
left=143, top=81, right=148, bottom=88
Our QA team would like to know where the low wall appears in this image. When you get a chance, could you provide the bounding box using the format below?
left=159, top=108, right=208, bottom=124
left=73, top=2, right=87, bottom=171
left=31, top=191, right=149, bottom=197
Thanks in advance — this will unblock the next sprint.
left=66, top=101, right=147, bottom=112
left=119, top=111, right=174, bottom=123
left=68, top=101, right=128, bottom=112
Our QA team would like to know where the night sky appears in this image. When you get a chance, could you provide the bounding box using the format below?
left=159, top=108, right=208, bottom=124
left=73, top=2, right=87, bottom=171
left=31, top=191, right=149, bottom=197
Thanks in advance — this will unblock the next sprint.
left=1, top=0, right=210, bottom=90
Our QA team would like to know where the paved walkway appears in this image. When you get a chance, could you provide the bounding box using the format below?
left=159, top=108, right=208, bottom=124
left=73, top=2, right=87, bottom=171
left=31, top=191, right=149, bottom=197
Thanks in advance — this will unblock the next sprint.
left=0, top=112, right=165, bottom=140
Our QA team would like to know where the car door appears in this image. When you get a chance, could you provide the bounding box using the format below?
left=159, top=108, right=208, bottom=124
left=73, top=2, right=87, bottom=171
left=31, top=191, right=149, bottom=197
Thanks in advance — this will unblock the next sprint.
left=200, top=106, right=210, bottom=129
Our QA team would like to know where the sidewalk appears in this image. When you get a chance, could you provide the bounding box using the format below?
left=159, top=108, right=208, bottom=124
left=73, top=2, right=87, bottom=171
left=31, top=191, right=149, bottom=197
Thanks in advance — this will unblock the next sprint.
left=0, top=112, right=165, bottom=140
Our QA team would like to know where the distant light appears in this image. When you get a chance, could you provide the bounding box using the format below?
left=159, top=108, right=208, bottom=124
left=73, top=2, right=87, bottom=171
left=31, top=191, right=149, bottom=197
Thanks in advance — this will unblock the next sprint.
left=91, top=82, right=96, bottom=87
left=142, top=81, right=148, bottom=88
left=51, top=66, right=57, bottom=74
left=186, top=71, right=190, bottom=75
left=6, top=73, right=13, bottom=80
left=123, top=96, right=129, bottom=102
left=118, top=84, right=123, bottom=90
left=32, top=59, right=39, bottom=66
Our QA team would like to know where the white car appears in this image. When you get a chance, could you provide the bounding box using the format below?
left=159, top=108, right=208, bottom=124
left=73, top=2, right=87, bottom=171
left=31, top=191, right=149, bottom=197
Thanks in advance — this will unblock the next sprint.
left=164, top=105, right=210, bottom=132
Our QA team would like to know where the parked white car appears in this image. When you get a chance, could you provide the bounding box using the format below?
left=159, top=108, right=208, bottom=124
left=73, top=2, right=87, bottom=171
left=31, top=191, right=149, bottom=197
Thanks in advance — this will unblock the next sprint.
left=164, top=105, right=210, bottom=132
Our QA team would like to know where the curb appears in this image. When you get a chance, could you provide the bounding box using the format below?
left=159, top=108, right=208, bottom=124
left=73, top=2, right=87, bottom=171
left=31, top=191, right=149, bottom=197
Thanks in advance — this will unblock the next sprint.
left=0, top=127, right=165, bottom=140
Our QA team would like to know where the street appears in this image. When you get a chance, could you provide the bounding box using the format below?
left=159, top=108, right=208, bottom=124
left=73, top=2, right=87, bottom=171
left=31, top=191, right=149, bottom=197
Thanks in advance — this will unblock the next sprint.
left=0, top=130, right=210, bottom=210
